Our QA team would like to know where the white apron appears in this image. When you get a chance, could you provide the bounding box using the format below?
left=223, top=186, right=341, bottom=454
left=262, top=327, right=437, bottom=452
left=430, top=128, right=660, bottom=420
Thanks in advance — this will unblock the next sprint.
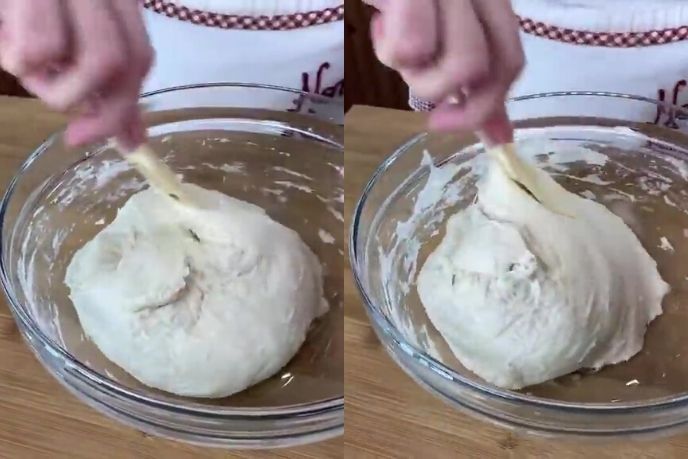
left=142, top=0, right=344, bottom=112
left=410, top=0, right=688, bottom=129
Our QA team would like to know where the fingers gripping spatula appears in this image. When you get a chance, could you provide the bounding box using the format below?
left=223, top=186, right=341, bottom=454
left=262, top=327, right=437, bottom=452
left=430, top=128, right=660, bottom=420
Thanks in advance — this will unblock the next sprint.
left=447, top=94, right=573, bottom=217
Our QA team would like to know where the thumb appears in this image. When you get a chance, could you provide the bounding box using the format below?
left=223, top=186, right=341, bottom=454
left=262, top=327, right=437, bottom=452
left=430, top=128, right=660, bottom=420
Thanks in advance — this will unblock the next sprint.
left=116, top=108, right=146, bottom=151
left=480, top=105, right=514, bottom=146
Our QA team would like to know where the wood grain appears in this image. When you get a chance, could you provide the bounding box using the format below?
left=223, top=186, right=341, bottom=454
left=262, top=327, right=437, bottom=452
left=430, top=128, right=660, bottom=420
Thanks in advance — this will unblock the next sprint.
left=343, top=105, right=688, bottom=458
left=0, top=96, right=341, bottom=458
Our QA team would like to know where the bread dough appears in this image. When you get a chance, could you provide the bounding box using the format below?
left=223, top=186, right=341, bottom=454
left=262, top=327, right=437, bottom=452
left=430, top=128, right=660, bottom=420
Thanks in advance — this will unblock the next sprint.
left=65, top=184, right=327, bottom=398
left=417, top=157, right=669, bottom=390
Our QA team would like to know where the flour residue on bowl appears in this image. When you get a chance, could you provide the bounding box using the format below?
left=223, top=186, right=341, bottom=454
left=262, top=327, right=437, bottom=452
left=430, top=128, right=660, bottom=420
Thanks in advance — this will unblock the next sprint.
left=269, top=173, right=344, bottom=224
left=274, top=180, right=314, bottom=194
left=49, top=158, right=143, bottom=210
left=318, top=229, right=336, bottom=245
left=17, top=151, right=148, bottom=346
left=659, top=236, right=675, bottom=252
left=202, top=161, right=247, bottom=175
left=272, top=166, right=314, bottom=181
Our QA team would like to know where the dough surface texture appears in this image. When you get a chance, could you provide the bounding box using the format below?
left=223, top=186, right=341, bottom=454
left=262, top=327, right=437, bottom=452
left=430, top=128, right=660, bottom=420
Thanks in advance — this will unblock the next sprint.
left=417, top=158, right=668, bottom=390
left=66, top=184, right=327, bottom=398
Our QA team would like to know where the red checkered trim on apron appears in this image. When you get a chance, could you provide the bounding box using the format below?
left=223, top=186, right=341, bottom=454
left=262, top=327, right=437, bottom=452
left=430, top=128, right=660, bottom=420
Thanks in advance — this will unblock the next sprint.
left=519, top=17, right=688, bottom=48
left=410, top=16, right=688, bottom=111
left=143, top=0, right=344, bottom=30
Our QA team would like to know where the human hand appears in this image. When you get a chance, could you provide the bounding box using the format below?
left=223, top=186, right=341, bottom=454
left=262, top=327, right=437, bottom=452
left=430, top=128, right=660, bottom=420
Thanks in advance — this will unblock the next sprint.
left=0, top=0, right=153, bottom=148
left=365, top=0, right=524, bottom=142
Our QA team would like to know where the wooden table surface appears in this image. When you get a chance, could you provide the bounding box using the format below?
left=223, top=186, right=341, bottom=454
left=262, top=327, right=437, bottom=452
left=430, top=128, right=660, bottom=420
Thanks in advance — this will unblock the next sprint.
left=343, top=105, right=688, bottom=458
left=0, top=96, right=341, bottom=458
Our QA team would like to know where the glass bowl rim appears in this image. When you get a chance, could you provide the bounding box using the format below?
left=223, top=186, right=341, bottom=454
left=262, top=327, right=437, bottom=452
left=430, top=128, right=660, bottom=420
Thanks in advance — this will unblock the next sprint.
left=0, top=82, right=343, bottom=418
left=349, top=90, right=688, bottom=414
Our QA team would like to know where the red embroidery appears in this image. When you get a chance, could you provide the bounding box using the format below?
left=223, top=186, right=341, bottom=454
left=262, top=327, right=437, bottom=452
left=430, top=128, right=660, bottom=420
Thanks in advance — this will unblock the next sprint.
left=289, top=62, right=344, bottom=113
left=654, top=89, right=667, bottom=125
left=654, top=80, right=688, bottom=128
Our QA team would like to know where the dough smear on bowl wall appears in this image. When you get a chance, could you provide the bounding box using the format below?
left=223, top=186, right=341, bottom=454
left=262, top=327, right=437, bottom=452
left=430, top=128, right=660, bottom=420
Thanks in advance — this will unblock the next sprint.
left=65, top=182, right=328, bottom=398
left=417, top=154, right=669, bottom=390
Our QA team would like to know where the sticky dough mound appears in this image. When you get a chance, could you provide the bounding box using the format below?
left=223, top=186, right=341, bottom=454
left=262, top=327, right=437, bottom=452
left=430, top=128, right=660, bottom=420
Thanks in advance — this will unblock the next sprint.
left=417, top=158, right=668, bottom=390
left=65, top=184, right=327, bottom=398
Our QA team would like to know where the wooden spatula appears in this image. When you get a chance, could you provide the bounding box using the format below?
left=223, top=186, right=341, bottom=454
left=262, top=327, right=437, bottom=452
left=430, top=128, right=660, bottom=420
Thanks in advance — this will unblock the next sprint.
left=478, top=133, right=574, bottom=218
left=445, top=93, right=573, bottom=216
left=116, top=142, right=191, bottom=205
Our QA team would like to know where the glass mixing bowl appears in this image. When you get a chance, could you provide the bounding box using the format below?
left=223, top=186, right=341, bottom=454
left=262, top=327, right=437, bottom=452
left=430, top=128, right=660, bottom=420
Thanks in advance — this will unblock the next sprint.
left=351, top=92, right=688, bottom=439
left=0, top=84, right=343, bottom=448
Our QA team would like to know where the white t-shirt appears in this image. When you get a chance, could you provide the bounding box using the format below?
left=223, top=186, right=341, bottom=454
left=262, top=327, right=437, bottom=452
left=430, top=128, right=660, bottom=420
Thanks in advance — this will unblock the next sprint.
left=142, top=0, right=343, bottom=113
left=410, top=0, right=688, bottom=129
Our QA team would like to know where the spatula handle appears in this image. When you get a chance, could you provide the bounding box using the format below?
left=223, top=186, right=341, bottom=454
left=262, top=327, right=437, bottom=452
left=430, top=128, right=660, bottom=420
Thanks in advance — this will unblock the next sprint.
left=116, top=142, right=189, bottom=204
